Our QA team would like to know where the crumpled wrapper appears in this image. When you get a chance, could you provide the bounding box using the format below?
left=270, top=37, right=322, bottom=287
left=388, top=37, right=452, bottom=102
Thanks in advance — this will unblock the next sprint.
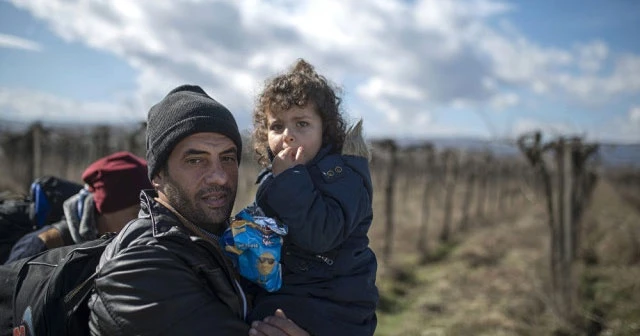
left=221, top=205, right=287, bottom=292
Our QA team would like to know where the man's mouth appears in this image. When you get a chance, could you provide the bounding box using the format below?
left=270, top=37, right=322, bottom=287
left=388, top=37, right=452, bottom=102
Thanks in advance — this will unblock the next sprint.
left=201, top=192, right=228, bottom=208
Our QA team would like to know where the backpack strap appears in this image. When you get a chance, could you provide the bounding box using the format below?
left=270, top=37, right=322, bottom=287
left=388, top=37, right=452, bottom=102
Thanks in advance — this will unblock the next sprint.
left=30, top=182, right=50, bottom=229
left=76, top=188, right=90, bottom=220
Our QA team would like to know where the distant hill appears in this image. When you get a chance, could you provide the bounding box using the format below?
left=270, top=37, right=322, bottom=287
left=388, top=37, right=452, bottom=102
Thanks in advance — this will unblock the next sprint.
left=597, top=143, right=640, bottom=168
left=371, top=136, right=640, bottom=169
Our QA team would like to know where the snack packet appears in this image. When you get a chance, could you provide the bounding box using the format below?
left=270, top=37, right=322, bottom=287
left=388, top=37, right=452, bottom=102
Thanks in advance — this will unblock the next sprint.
left=221, top=205, right=287, bottom=292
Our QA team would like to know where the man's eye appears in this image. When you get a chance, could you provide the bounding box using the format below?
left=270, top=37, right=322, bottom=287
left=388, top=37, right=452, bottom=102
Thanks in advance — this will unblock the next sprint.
left=187, top=158, right=202, bottom=165
left=222, top=156, right=237, bottom=163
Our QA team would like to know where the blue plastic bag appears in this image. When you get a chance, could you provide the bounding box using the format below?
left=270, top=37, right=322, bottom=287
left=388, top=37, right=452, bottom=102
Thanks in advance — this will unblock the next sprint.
left=221, top=205, right=287, bottom=292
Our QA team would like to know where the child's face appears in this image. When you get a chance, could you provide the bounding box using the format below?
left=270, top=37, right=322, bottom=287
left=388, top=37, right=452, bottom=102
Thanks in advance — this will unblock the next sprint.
left=267, top=104, right=323, bottom=165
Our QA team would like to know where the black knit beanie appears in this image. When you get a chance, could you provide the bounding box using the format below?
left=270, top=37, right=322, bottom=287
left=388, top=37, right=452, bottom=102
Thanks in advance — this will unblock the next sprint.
left=146, top=84, right=242, bottom=180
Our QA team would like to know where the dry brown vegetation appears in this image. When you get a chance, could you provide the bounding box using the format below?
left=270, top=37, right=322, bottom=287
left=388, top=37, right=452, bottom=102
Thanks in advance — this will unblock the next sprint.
left=371, top=170, right=640, bottom=336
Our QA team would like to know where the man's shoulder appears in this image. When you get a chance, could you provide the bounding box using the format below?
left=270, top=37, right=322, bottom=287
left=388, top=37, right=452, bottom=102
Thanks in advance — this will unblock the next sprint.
left=116, top=209, right=190, bottom=248
left=100, top=214, right=200, bottom=269
left=103, top=217, right=154, bottom=255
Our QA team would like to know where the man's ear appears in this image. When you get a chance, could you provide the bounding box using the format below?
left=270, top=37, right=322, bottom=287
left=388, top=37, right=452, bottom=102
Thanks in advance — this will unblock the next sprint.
left=151, top=172, right=163, bottom=189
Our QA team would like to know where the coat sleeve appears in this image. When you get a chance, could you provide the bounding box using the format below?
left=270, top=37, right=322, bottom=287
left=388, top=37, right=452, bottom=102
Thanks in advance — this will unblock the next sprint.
left=256, top=158, right=371, bottom=254
left=88, top=244, right=249, bottom=335
left=4, top=226, right=49, bottom=264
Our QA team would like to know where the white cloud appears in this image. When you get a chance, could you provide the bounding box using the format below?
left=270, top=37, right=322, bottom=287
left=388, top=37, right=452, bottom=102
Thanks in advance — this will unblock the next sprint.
left=4, top=0, right=640, bottom=142
left=630, top=106, right=640, bottom=124
left=576, top=40, right=608, bottom=73
left=0, top=33, right=42, bottom=51
left=0, top=87, right=140, bottom=124
left=489, top=92, right=519, bottom=110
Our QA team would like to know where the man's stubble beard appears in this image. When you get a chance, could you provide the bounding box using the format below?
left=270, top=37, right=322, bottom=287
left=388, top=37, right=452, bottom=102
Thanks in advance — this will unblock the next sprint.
left=163, top=171, right=236, bottom=234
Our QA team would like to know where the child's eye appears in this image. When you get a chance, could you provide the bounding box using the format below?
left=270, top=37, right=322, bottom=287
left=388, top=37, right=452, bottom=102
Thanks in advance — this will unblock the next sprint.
left=297, top=121, right=309, bottom=127
left=269, top=124, right=283, bottom=132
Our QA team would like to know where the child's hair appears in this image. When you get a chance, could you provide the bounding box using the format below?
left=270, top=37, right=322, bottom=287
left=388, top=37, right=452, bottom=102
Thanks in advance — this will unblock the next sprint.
left=253, top=58, right=347, bottom=167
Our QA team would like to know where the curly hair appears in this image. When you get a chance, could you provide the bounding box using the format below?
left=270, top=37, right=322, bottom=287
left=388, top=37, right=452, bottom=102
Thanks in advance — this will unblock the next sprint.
left=252, top=59, right=346, bottom=167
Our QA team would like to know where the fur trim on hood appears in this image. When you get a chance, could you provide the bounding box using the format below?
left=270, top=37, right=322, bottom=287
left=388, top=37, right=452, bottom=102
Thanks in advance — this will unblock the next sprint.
left=341, top=119, right=370, bottom=161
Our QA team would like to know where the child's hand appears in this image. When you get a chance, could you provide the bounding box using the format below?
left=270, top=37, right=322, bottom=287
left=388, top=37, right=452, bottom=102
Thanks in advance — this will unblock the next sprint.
left=272, top=147, right=305, bottom=176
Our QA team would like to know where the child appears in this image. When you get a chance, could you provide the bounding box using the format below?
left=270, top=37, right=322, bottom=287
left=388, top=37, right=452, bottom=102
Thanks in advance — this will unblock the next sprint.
left=248, top=59, right=378, bottom=336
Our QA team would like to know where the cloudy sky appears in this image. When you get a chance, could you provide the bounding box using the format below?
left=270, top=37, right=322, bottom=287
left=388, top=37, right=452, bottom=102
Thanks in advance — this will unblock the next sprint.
left=1, top=0, right=639, bottom=143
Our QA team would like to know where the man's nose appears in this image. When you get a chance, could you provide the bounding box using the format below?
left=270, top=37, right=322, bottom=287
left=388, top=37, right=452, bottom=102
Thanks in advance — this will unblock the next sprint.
left=205, top=160, right=228, bottom=185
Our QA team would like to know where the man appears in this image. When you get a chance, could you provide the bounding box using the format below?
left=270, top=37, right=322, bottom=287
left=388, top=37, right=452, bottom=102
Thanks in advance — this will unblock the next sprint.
left=88, top=85, right=308, bottom=336
left=5, top=151, right=151, bottom=264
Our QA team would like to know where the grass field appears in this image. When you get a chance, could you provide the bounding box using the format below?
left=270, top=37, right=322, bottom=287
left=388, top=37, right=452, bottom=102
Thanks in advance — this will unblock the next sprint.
left=371, top=179, right=640, bottom=335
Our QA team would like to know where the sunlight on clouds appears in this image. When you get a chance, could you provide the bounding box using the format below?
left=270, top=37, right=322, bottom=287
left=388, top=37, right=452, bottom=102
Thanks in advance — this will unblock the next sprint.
left=288, top=2, right=356, bottom=49
left=112, top=1, right=144, bottom=20
left=358, top=77, right=424, bottom=101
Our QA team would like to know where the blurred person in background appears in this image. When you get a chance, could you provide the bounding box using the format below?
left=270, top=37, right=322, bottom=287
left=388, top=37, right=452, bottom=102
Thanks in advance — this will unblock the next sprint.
left=0, top=175, right=82, bottom=264
left=4, top=151, right=151, bottom=264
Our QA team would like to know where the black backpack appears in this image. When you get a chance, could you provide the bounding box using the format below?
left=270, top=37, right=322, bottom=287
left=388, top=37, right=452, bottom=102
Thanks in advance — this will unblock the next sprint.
left=0, top=233, right=115, bottom=336
left=0, top=200, right=33, bottom=264
left=28, top=176, right=84, bottom=229
left=0, top=176, right=83, bottom=264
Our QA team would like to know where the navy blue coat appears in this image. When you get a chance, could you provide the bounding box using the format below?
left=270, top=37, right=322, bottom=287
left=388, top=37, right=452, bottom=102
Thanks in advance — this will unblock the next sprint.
left=250, top=145, right=378, bottom=336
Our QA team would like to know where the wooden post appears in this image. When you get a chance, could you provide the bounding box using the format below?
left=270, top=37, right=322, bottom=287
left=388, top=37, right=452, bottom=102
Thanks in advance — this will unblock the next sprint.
left=459, top=158, right=476, bottom=232
left=475, top=153, right=491, bottom=221
left=439, top=149, right=458, bottom=243
left=517, top=132, right=559, bottom=308
left=495, top=162, right=506, bottom=215
left=417, top=143, right=435, bottom=260
left=380, top=139, right=397, bottom=264
left=559, top=141, right=573, bottom=267
left=519, top=132, right=599, bottom=323
left=570, top=139, right=599, bottom=259
left=555, top=139, right=573, bottom=316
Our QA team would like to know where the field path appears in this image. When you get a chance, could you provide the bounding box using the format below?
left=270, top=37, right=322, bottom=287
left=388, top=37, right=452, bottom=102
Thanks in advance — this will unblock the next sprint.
left=376, top=203, right=553, bottom=336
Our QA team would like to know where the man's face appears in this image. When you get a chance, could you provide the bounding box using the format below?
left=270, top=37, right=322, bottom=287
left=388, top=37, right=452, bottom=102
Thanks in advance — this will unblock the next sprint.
left=154, top=132, right=239, bottom=234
